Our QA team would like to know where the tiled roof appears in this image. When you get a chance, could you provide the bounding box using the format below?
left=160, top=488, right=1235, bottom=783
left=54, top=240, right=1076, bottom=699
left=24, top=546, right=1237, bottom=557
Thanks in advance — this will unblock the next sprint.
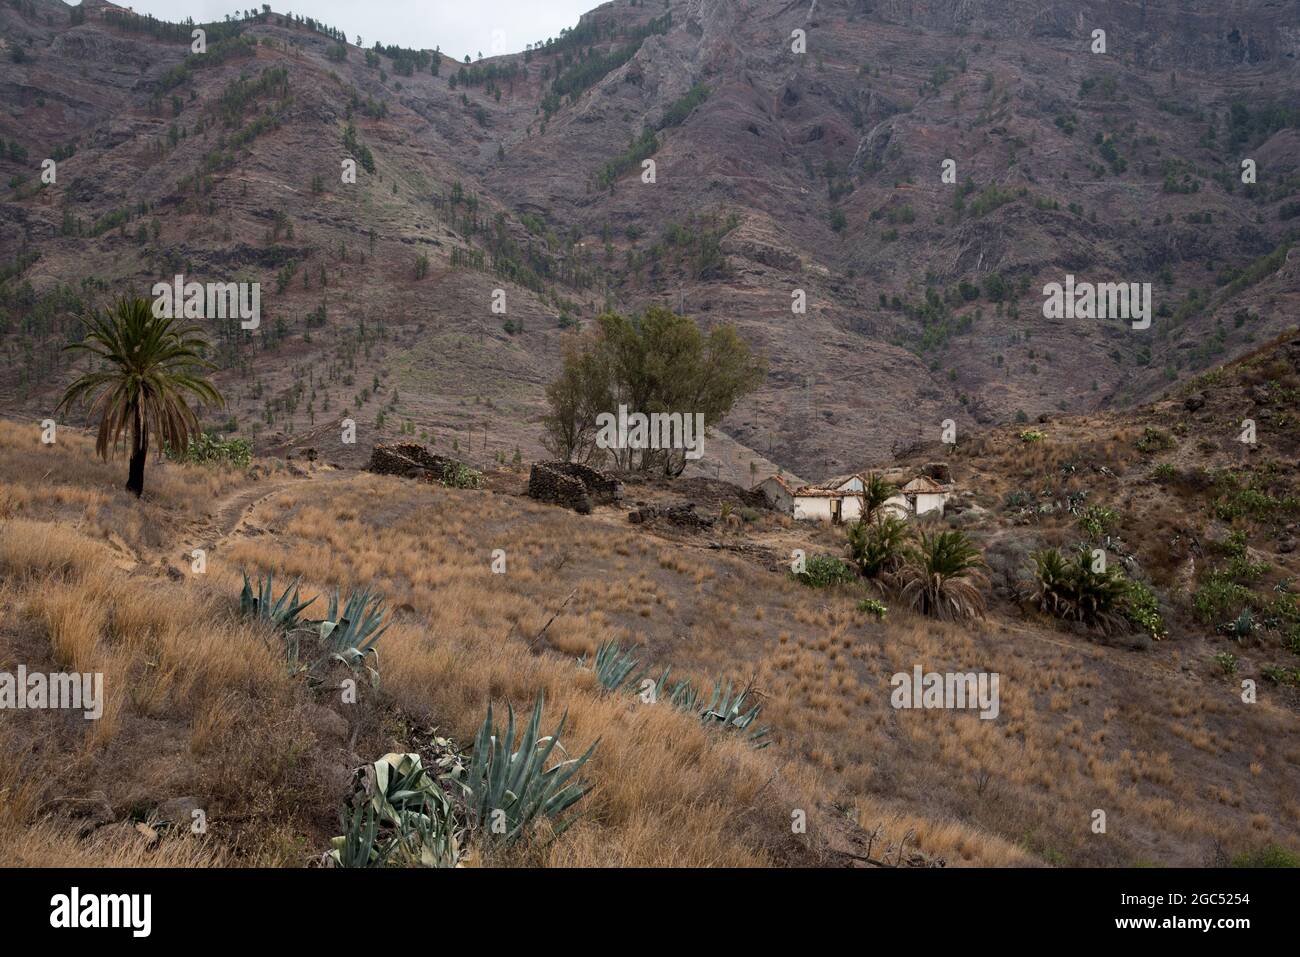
left=902, top=476, right=946, bottom=494
left=801, top=472, right=866, bottom=493
left=754, top=474, right=795, bottom=494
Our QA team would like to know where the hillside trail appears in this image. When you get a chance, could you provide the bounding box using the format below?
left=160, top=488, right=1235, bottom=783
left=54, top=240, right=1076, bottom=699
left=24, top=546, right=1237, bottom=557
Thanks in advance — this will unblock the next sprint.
left=156, top=466, right=352, bottom=577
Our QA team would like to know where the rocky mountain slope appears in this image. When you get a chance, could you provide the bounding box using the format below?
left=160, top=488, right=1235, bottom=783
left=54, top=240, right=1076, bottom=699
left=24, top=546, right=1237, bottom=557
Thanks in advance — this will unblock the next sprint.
left=2, top=0, right=1299, bottom=483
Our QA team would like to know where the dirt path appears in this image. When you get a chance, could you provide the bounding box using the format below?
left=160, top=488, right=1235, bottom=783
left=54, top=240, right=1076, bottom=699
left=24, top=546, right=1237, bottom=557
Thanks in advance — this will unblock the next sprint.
left=160, top=467, right=353, bottom=576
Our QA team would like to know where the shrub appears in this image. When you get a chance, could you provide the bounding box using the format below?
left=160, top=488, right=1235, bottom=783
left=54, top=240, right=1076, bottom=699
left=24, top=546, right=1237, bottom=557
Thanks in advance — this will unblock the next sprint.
left=1230, top=845, right=1300, bottom=868
left=166, top=432, right=253, bottom=468
left=1136, top=427, right=1176, bottom=453
left=856, top=598, right=888, bottom=620
left=1214, top=483, right=1299, bottom=522
left=1123, top=579, right=1168, bottom=640
left=1213, top=652, right=1238, bottom=675
left=1004, top=490, right=1033, bottom=510
left=795, top=554, right=856, bottom=588
left=1077, top=505, right=1119, bottom=538
left=1261, top=665, right=1300, bottom=686
left=441, top=461, right=482, bottom=488
left=1194, top=573, right=1254, bottom=624
left=1018, top=429, right=1045, bottom=443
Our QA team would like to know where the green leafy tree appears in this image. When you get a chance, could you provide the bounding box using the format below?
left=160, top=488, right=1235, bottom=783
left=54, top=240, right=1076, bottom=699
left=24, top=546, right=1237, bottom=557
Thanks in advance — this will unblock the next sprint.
left=542, top=306, right=765, bottom=475
left=58, top=296, right=223, bottom=497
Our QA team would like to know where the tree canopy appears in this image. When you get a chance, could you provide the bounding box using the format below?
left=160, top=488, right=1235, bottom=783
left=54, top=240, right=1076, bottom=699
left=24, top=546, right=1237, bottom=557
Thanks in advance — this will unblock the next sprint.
left=542, top=306, right=765, bottom=475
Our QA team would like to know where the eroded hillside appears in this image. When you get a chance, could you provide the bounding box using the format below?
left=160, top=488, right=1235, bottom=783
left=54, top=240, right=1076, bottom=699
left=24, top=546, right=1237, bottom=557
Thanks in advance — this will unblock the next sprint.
left=1, top=0, right=1299, bottom=483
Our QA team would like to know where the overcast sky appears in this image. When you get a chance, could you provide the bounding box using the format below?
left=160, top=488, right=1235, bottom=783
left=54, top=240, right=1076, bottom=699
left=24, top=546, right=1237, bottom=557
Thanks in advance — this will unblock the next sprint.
left=117, top=1, right=600, bottom=61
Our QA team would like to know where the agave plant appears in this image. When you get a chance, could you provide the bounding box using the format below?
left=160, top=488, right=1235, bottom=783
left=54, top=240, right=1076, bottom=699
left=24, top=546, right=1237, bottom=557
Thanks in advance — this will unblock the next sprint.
left=1217, top=608, right=1258, bottom=640
left=899, top=529, right=987, bottom=621
left=304, top=586, right=391, bottom=685
left=328, top=752, right=461, bottom=868
left=667, top=676, right=770, bottom=749
left=589, top=640, right=646, bottom=693
left=697, top=679, right=770, bottom=749
left=239, top=570, right=317, bottom=629
left=453, top=695, right=597, bottom=844
left=330, top=801, right=391, bottom=869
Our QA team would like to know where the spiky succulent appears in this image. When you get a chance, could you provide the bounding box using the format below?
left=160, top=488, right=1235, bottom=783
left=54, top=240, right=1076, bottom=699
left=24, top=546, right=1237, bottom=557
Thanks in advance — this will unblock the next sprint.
left=328, top=752, right=461, bottom=868
left=696, top=679, right=770, bottom=749
left=308, top=586, right=391, bottom=685
left=590, top=640, right=645, bottom=693
left=454, top=695, right=597, bottom=844
left=239, top=570, right=316, bottom=629
left=667, top=676, right=770, bottom=749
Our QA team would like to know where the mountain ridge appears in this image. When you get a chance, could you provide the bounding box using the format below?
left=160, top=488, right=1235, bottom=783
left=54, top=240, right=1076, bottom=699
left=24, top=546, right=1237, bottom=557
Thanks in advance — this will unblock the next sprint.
left=1, top=0, right=1298, bottom=484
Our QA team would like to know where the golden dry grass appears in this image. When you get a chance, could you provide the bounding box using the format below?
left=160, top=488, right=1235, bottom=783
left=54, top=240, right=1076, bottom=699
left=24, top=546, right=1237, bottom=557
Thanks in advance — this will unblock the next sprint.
left=1, top=418, right=1297, bottom=868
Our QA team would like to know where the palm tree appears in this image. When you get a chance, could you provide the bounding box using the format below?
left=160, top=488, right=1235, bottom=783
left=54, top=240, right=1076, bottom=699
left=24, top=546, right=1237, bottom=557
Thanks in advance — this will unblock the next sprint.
left=847, top=513, right=910, bottom=582
left=899, top=529, right=987, bottom=620
left=1029, top=547, right=1128, bottom=632
left=58, top=296, right=223, bottom=497
left=853, top=472, right=897, bottom=525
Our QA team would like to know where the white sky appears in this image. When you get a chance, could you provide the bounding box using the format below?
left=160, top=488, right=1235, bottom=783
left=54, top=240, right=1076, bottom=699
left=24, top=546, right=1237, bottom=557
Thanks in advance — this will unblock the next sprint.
left=113, top=1, right=601, bottom=61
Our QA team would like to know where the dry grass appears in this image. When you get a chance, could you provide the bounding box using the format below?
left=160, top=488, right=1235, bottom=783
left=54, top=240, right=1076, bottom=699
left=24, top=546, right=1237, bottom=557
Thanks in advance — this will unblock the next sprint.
left=1, top=417, right=1297, bottom=868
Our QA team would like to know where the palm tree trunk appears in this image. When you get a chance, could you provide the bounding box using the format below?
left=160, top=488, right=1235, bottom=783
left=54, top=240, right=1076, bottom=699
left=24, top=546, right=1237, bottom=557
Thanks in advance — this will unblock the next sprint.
left=126, top=409, right=146, bottom=497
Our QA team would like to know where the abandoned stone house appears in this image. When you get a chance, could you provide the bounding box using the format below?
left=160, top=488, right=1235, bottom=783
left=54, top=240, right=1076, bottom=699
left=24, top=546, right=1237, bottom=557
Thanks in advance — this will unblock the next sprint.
left=754, top=469, right=953, bottom=524
left=527, top=461, right=623, bottom=514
